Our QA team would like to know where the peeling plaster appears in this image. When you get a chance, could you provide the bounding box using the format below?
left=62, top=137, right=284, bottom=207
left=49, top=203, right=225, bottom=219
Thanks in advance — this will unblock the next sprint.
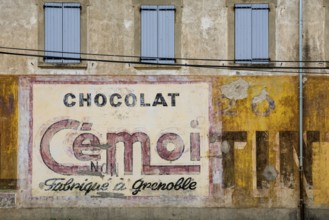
left=220, top=79, right=249, bottom=100
left=201, top=16, right=213, bottom=38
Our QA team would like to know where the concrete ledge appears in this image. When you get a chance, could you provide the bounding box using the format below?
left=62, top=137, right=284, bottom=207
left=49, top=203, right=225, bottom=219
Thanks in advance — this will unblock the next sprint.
left=306, top=209, right=329, bottom=220
left=0, top=208, right=298, bottom=220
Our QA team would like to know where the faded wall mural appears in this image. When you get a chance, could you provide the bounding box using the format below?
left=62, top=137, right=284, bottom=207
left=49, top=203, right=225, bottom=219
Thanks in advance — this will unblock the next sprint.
left=32, top=80, right=211, bottom=198
left=0, top=75, right=327, bottom=208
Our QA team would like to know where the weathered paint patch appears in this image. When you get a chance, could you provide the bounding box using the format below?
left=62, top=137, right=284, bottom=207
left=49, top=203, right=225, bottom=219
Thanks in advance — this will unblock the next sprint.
left=0, top=193, right=15, bottom=208
left=222, top=131, right=247, bottom=188
left=256, top=131, right=269, bottom=189
left=304, top=76, right=329, bottom=207
left=279, top=131, right=298, bottom=189
left=303, top=131, right=319, bottom=186
left=313, top=142, right=329, bottom=204
left=219, top=76, right=299, bottom=207
left=0, top=76, right=18, bottom=189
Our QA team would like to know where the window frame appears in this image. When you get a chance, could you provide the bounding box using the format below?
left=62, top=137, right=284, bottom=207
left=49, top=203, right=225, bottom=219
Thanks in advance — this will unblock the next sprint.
left=226, top=0, right=277, bottom=66
left=133, top=0, right=182, bottom=69
left=37, top=0, right=89, bottom=68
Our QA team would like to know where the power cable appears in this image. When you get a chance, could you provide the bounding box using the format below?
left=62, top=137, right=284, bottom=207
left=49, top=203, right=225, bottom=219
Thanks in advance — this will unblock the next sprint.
left=0, top=45, right=328, bottom=63
left=1, top=50, right=329, bottom=74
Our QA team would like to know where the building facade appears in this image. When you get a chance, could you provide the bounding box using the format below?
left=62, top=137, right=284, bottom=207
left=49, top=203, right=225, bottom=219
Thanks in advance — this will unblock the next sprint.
left=0, top=0, right=328, bottom=219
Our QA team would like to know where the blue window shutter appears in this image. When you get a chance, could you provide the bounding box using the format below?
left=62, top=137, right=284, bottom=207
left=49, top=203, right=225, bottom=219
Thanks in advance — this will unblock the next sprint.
left=252, top=4, right=269, bottom=63
left=235, top=4, right=252, bottom=63
left=158, top=5, right=175, bottom=64
left=44, top=2, right=63, bottom=63
left=63, top=3, right=81, bottom=63
left=141, top=5, right=158, bottom=63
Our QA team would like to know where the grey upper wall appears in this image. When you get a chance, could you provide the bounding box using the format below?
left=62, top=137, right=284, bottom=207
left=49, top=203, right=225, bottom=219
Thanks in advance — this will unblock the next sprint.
left=0, top=0, right=319, bottom=76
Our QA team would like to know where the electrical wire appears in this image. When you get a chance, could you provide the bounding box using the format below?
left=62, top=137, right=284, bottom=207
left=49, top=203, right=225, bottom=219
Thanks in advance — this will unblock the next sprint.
left=0, top=45, right=328, bottom=63
left=1, top=49, right=329, bottom=75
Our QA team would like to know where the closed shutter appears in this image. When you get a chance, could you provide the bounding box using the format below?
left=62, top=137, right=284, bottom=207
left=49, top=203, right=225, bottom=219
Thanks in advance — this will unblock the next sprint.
left=158, top=5, right=175, bottom=64
left=63, top=3, right=81, bottom=63
left=44, top=2, right=63, bottom=63
left=252, top=4, right=269, bottom=63
left=235, top=4, right=252, bottom=64
left=141, top=5, right=158, bottom=63
left=235, top=4, right=269, bottom=64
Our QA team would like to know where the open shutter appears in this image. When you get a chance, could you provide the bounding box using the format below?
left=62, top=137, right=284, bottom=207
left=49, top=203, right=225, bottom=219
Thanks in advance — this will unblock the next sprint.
left=158, top=5, right=175, bottom=64
left=141, top=5, right=158, bottom=63
left=251, top=4, right=269, bottom=63
left=44, top=2, right=63, bottom=63
left=63, top=3, right=81, bottom=63
left=235, top=4, right=252, bottom=63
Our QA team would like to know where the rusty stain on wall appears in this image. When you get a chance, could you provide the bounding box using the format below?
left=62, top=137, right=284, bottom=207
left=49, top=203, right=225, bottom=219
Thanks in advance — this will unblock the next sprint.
left=0, top=76, right=18, bottom=189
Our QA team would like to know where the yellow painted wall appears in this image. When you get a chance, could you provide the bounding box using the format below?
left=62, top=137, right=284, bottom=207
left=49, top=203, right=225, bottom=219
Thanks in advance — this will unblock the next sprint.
left=5, top=75, right=329, bottom=209
left=305, top=76, right=329, bottom=206
left=0, top=76, right=18, bottom=189
left=219, top=76, right=299, bottom=207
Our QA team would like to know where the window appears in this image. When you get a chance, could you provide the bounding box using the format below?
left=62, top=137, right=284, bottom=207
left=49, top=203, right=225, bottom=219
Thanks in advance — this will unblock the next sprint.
left=235, top=4, right=269, bottom=64
left=141, top=5, right=175, bottom=64
left=44, top=2, right=80, bottom=63
left=226, top=0, right=276, bottom=65
left=133, top=0, right=182, bottom=68
left=38, top=0, right=88, bottom=68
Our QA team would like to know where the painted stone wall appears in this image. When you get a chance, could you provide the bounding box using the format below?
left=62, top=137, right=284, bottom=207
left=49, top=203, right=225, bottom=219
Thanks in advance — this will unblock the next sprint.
left=0, top=77, right=18, bottom=190
left=304, top=76, right=329, bottom=207
left=0, top=74, right=306, bottom=208
left=1, top=75, right=329, bottom=209
left=0, top=0, right=328, bottom=213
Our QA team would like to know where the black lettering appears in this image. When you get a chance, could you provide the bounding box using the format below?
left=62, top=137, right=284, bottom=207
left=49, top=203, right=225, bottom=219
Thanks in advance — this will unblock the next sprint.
left=63, top=93, right=76, bottom=107
left=131, top=177, right=197, bottom=195
left=174, top=177, right=184, bottom=190
left=166, top=182, right=174, bottom=190
left=151, top=182, right=158, bottom=190
left=125, top=93, right=137, bottom=107
left=53, top=182, right=64, bottom=191
left=42, top=178, right=110, bottom=195
left=140, top=93, right=151, bottom=107
left=79, top=93, right=91, bottom=107
left=182, top=177, right=192, bottom=190
left=142, top=182, right=152, bottom=190
left=168, top=93, right=179, bottom=106
left=189, top=181, right=197, bottom=190
left=110, top=93, right=122, bottom=107
left=101, top=183, right=109, bottom=191
left=63, top=178, right=74, bottom=191
left=44, top=178, right=65, bottom=191
left=132, top=178, right=143, bottom=195
left=94, top=93, right=107, bottom=107
left=157, top=182, right=167, bottom=190
left=113, top=182, right=127, bottom=191
left=90, top=161, right=99, bottom=172
left=82, top=182, right=93, bottom=195
left=70, top=182, right=81, bottom=190
left=152, top=93, right=168, bottom=107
